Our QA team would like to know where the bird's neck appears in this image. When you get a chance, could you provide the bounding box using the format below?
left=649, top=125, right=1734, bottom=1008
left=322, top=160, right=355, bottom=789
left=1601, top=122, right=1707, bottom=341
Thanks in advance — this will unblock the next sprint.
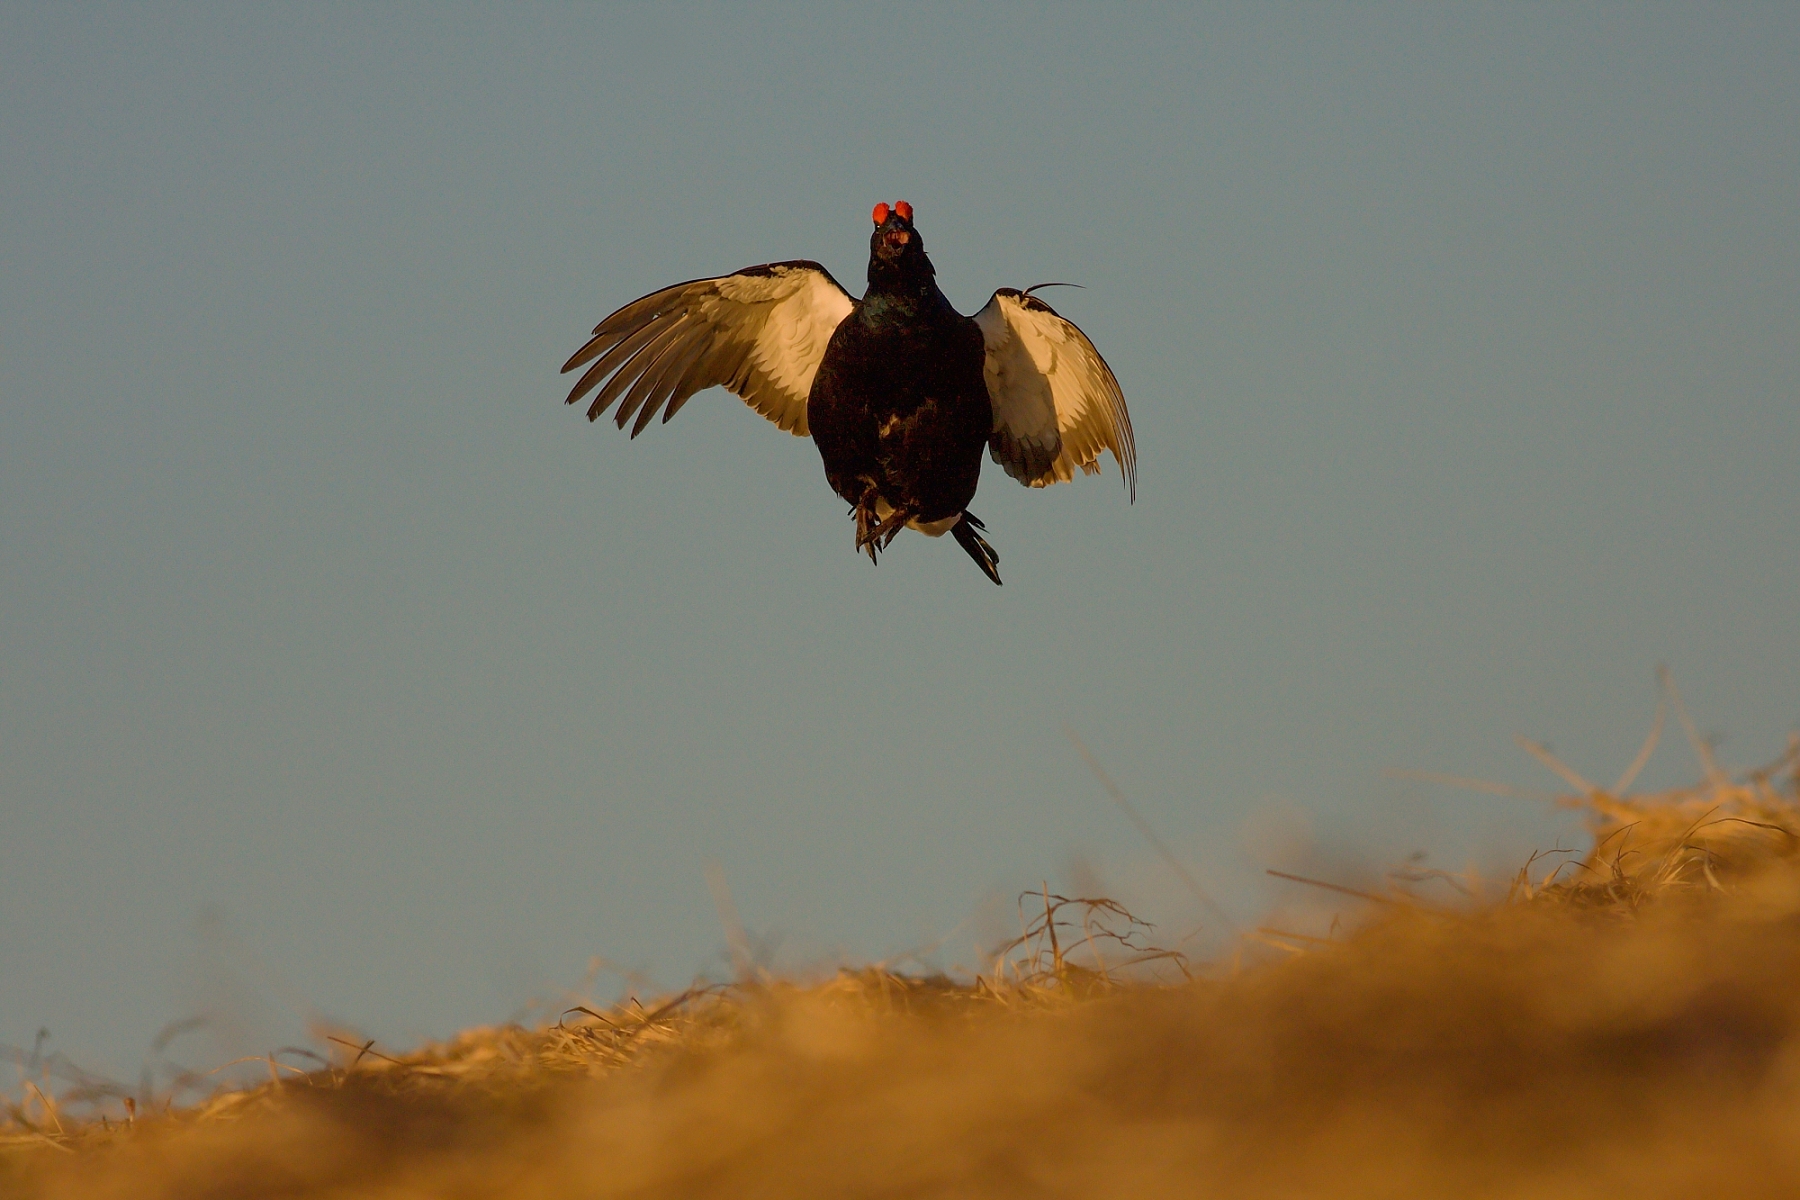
left=865, top=256, right=937, bottom=302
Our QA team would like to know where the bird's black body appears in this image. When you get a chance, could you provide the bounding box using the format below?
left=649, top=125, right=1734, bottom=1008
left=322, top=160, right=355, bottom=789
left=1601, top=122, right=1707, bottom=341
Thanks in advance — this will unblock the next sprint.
left=809, top=210, right=990, bottom=547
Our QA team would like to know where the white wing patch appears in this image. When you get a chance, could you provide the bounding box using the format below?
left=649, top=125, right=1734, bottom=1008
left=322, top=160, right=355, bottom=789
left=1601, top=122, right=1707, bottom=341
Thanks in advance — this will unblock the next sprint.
left=974, top=289, right=1137, bottom=499
left=723, top=268, right=846, bottom=418
left=562, top=261, right=855, bottom=438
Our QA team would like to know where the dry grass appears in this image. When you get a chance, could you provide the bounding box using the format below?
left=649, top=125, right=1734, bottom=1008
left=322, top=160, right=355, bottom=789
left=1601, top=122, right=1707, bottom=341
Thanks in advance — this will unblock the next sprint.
left=8, top=686, right=1800, bottom=1199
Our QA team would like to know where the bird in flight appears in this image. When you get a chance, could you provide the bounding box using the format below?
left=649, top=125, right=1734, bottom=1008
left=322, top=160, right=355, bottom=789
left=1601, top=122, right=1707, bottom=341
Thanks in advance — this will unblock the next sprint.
left=561, top=202, right=1136, bottom=585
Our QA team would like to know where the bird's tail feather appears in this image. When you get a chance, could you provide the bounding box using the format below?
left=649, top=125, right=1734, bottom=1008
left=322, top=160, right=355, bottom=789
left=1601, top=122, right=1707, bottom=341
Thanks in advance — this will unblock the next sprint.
left=952, top=513, right=1002, bottom=585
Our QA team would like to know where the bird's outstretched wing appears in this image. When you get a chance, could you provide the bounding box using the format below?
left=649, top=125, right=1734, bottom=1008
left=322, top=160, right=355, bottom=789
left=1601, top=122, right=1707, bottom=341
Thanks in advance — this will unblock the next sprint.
left=562, top=261, right=856, bottom=438
left=973, top=289, right=1136, bottom=500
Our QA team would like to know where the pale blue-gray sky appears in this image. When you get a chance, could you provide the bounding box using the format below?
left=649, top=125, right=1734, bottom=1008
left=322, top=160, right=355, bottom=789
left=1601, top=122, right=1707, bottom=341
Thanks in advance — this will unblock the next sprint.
left=4, top=4, right=1797, bottom=1082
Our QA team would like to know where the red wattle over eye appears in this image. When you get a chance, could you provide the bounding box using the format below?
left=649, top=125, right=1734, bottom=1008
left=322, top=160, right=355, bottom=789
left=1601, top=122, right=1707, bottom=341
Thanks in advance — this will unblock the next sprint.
left=895, top=200, right=913, bottom=222
left=872, top=202, right=890, bottom=226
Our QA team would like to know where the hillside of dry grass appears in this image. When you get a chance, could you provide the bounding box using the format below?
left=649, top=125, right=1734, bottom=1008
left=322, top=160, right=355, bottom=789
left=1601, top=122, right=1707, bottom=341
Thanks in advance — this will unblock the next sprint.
left=7, top=701, right=1800, bottom=1199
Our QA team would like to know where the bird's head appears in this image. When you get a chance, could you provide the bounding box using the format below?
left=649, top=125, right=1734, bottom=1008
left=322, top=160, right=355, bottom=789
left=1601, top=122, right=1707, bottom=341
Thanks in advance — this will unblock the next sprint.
left=868, top=200, right=933, bottom=281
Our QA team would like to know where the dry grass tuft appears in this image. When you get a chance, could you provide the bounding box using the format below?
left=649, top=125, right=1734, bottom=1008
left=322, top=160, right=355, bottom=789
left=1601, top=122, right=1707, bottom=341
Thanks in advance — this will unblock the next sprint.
left=8, top=689, right=1800, bottom=1198
left=1402, top=669, right=1800, bottom=906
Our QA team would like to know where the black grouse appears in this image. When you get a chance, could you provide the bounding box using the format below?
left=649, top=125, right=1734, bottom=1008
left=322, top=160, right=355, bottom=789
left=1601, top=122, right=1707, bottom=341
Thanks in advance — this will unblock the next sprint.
left=561, top=202, right=1135, bottom=585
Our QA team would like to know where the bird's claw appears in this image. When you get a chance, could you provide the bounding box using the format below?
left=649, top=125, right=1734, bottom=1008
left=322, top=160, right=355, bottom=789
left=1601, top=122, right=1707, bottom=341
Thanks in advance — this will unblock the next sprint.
left=851, top=494, right=909, bottom=562
left=850, top=495, right=887, bottom=563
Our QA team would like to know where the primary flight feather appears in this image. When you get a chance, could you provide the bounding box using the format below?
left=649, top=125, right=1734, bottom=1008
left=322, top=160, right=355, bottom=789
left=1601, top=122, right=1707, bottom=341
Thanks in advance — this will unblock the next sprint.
left=561, top=203, right=1135, bottom=584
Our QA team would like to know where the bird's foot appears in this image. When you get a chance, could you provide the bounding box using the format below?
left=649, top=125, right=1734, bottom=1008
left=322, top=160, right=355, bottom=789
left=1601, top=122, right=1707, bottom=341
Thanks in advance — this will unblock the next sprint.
left=951, top=511, right=1002, bottom=585
left=876, top=509, right=910, bottom=550
left=855, top=506, right=910, bottom=555
left=850, top=492, right=883, bottom=563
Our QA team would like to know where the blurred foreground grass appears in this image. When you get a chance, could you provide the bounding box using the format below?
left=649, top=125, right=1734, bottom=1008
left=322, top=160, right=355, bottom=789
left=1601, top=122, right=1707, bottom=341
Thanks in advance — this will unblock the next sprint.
left=7, top=697, right=1800, bottom=1199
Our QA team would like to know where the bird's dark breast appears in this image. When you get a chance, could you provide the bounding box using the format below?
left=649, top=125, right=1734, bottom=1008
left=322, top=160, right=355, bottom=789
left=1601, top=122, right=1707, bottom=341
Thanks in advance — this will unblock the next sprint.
left=807, top=304, right=990, bottom=524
